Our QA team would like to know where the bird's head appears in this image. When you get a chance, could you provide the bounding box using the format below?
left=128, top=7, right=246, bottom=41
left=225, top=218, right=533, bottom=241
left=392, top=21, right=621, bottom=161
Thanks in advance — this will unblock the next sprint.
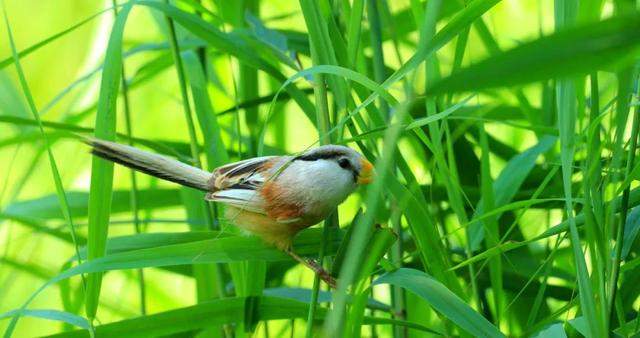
left=295, top=145, right=374, bottom=186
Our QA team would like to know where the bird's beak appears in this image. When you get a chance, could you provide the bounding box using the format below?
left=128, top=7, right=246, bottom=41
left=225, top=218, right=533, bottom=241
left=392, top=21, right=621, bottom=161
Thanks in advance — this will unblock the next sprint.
left=357, top=158, right=374, bottom=185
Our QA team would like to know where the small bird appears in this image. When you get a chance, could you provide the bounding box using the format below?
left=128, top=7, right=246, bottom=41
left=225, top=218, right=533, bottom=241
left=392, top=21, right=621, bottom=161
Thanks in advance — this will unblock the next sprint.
left=86, top=138, right=374, bottom=287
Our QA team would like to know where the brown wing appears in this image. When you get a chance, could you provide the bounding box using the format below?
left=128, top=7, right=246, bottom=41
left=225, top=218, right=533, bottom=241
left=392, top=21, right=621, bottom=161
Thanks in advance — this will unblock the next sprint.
left=205, top=156, right=277, bottom=214
left=210, top=156, right=276, bottom=190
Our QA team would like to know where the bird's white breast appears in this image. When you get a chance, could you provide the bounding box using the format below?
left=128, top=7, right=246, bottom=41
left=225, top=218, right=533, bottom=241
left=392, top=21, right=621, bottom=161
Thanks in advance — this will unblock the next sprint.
left=271, top=158, right=356, bottom=217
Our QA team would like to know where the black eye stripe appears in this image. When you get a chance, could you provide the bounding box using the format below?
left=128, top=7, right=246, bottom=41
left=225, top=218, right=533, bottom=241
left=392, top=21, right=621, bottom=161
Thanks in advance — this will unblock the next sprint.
left=295, top=151, right=346, bottom=161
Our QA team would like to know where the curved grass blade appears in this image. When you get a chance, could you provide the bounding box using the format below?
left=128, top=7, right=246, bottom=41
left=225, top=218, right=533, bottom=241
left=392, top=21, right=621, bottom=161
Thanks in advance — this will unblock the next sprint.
left=325, top=0, right=502, bottom=141
left=0, top=115, right=193, bottom=159
left=84, top=1, right=133, bottom=323
left=1, top=2, right=87, bottom=336
left=257, top=64, right=398, bottom=153
left=136, top=0, right=316, bottom=123
left=0, top=6, right=114, bottom=69
left=426, top=14, right=640, bottom=96
left=72, top=231, right=226, bottom=258
left=263, top=287, right=390, bottom=311
left=324, top=100, right=414, bottom=335
left=38, top=296, right=438, bottom=338
left=1, top=227, right=342, bottom=334
left=4, top=188, right=182, bottom=220
left=468, top=135, right=557, bottom=250
left=374, top=268, right=505, bottom=338
left=0, top=309, right=90, bottom=331
left=451, top=186, right=640, bottom=271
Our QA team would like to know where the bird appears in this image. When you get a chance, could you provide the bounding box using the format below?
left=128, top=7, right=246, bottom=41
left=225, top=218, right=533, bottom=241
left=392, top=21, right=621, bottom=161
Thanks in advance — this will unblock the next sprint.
left=85, top=138, right=374, bottom=287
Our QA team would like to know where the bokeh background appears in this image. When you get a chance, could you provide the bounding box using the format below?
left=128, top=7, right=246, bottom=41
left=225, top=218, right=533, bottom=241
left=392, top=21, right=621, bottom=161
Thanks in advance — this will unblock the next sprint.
left=1, top=0, right=639, bottom=337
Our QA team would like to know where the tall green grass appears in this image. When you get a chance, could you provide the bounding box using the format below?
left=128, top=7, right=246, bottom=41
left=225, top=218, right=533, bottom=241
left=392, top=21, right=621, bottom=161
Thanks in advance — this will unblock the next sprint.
left=2, top=0, right=640, bottom=337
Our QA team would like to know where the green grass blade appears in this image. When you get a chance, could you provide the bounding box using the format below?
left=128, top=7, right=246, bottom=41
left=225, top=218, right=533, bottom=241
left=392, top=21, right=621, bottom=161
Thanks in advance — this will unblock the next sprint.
left=426, top=14, right=640, bottom=96
left=328, top=0, right=501, bottom=135
left=452, top=186, right=640, bottom=271
left=182, top=50, right=229, bottom=304
left=112, top=0, right=145, bottom=315
left=478, top=123, right=502, bottom=326
left=374, top=268, right=505, bottom=338
left=37, top=295, right=435, bottom=338
left=608, top=71, right=640, bottom=327
left=468, top=136, right=557, bottom=250
left=324, top=100, right=410, bottom=335
left=553, top=2, right=602, bottom=335
left=41, top=297, right=308, bottom=338
left=0, top=309, right=90, bottom=331
left=346, top=0, right=365, bottom=68
left=0, top=6, right=114, bottom=69
left=1, top=2, right=90, bottom=335
left=84, top=2, right=133, bottom=322
left=137, top=0, right=316, bottom=123
left=3, top=228, right=342, bottom=327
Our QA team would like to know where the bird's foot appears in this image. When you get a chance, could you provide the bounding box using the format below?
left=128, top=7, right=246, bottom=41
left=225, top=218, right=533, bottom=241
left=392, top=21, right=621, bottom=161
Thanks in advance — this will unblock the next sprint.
left=285, top=249, right=337, bottom=288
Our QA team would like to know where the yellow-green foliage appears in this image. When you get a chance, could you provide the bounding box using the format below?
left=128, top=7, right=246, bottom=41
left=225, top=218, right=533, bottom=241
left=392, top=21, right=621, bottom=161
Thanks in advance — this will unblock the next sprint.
left=1, top=0, right=640, bottom=337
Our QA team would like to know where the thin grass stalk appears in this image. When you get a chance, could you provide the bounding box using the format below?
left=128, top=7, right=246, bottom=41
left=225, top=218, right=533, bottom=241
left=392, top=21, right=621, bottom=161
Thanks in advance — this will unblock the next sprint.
left=583, top=72, right=608, bottom=328
left=343, top=0, right=384, bottom=152
left=186, top=6, right=225, bottom=272
left=312, top=76, right=332, bottom=145
left=421, top=0, right=474, bottom=307
left=0, top=144, right=20, bottom=206
left=305, top=213, right=330, bottom=338
left=76, top=1, right=134, bottom=324
left=471, top=17, right=538, bottom=134
left=604, top=66, right=634, bottom=284
left=608, top=71, right=640, bottom=328
left=555, top=0, right=604, bottom=336
left=240, top=0, right=260, bottom=155
left=300, top=2, right=334, bottom=334
left=601, top=69, right=633, bottom=327
left=298, top=0, right=348, bottom=114
left=2, top=2, right=139, bottom=337
left=346, top=0, right=364, bottom=68
left=324, top=99, right=411, bottom=335
left=389, top=206, right=406, bottom=338
left=163, top=0, right=201, bottom=166
left=304, top=77, right=331, bottom=336
left=479, top=123, right=502, bottom=326
left=224, top=3, right=267, bottom=334
left=2, top=0, right=86, bottom=285
left=163, top=3, right=228, bottom=332
left=587, top=73, right=605, bottom=236
left=195, top=0, right=208, bottom=71
left=367, top=0, right=388, bottom=118
left=111, top=0, right=146, bottom=315
left=558, top=76, right=602, bottom=337
left=448, top=26, right=469, bottom=106
left=376, top=0, right=410, bottom=94
left=179, top=15, right=228, bottom=319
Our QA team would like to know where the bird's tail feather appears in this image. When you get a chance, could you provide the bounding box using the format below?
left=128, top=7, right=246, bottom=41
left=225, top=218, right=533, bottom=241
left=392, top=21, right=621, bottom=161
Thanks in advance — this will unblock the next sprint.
left=85, top=138, right=212, bottom=191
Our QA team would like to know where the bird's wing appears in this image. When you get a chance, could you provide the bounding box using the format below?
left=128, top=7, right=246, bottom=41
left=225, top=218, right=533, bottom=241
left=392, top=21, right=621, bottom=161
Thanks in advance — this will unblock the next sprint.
left=206, top=157, right=277, bottom=214
left=211, top=156, right=276, bottom=190
left=206, top=188, right=267, bottom=214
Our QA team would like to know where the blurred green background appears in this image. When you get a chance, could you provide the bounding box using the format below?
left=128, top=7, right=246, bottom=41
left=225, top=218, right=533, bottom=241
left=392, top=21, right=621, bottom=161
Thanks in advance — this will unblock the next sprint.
left=1, top=0, right=640, bottom=337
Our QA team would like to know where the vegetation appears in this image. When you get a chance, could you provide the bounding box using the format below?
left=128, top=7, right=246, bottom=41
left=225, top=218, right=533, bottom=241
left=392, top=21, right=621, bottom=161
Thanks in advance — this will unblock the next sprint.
left=1, top=0, right=640, bottom=336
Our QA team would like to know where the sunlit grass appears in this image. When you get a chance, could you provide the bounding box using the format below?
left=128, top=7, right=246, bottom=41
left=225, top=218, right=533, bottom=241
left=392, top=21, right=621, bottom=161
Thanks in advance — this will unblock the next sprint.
left=1, top=0, right=640, bottom=337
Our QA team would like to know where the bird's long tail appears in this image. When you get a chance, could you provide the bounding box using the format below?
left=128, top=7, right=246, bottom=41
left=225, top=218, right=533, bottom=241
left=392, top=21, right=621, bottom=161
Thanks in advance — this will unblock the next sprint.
left=85, top=138, right=212, bottom=191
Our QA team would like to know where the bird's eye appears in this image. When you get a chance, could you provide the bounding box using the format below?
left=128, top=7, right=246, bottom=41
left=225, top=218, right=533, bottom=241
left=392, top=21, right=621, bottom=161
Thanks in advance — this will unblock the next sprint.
left=338, top=158, right=351, bottom=169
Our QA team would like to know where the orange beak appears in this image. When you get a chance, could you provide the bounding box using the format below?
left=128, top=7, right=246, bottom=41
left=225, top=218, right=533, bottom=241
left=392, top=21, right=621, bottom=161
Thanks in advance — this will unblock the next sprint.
left=357, top=158, right=374, bottom=185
